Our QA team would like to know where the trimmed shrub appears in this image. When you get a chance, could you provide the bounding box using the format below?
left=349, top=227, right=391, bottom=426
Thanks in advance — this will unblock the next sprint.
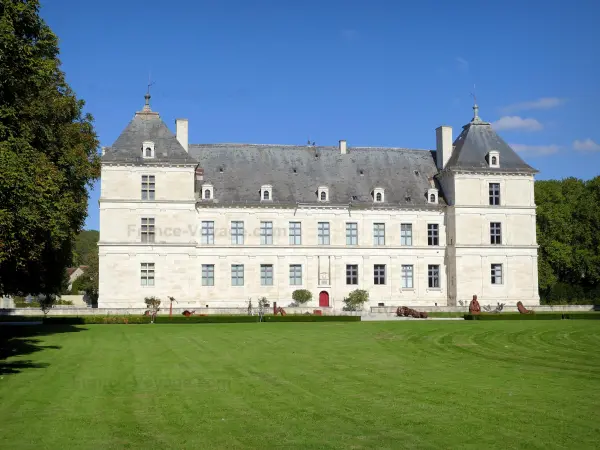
left=263, top=315, right=360, bottom=322
left=0, top=314, right=362, bottom=324
left=342, top=289, right=369, bottom=311
left=292, top=289, right=312, bottom=305
left=565, top=313, right=600, bottom=320
left=462, top=313, right=600, bottom=320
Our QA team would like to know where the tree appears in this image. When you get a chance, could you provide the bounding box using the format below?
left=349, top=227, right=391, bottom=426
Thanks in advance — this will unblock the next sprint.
left=342, top=289, right=369, bottom=311
left=72, top=230, right=99, bottom=266
left=535, top=176, right=600, bottom=304
left=0, top=1, right=100, bottom=297
left=144, top=297, right=161, bottom=323
left=291, top=289, right=312, bottom=306
left=39, top=294, right=56, bottom=316
left=75, top=249, right=98, bottom=306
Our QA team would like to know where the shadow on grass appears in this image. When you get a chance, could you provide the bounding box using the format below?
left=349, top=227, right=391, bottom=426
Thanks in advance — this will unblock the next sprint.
left=0, top=324, right=86, bottom=376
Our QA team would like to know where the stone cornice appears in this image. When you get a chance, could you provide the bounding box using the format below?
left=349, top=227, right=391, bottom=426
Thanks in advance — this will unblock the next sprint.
left=101, top=161, right=198, bottom=168
left=437, top=168, right=535, bottom=177
left=195, top=201, right=446, bottom=212
left=99, top=198, right=197, bottom=204
left=447, top=205, right=537, bottom=210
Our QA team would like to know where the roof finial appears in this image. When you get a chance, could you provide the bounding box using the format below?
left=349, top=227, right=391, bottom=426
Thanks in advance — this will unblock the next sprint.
left=471, top=85, right=480, bottom=122
left=143, top=73, right=154, bottom=112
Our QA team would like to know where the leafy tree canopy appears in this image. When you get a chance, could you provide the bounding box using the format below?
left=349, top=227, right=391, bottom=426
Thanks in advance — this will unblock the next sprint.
left=72, top=230, right=99, bottom=266
left=536, top=176, right=600, bottom=304
left=0, top=0, right=100, bottom=296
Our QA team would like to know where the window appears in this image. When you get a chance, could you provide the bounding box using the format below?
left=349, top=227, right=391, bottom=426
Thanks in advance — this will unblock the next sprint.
left=318, top=186, right=329, bottom=202
left=346, top=264, right=358, bottom=285
left=346, top=222, right=358, bottom=245
left=261, top=264, right=273, bottom=286
left=488, top=151, right=500, bottom=168
left=427, top=188, right=438, bottom=204
left=491, top=264, right=503, bottom=285
left=318, top=222, right=330, bottom=245
left=261, top=185, right=272, bottom=201
left=373, top=187, right=385, bottom=203
left=289, top=264, right=302, bottom=285
left=201, top=183, right=214, bottom=200
left=260, top=221, right=273, bottom=245
left=201, top=221, right=214, bottom=245
left=373, top=223, right=385, bottom=246
left=141, top=263, right=155, bottom=286
left=428, top=265, right=440, bottom=288
left=490, top=222, right=502, bottom=245
left=141, top=218, right=155, bottom=243
left=427, top=224, right=439, bottom=246
left=231, top=221, right=244, bottom=245
left=289, top=222, right=301, bottom=245
left=231, top=264, right=244, bottom=286
left=401, top=224, right=413, bottom=246
left=142, top=141, right=155, bottom=159
left=374, top=264, right=386, bottom=285
left=401, top=265, right=414, bottom=288
left=489, top=183, right=500, bottom=206
left=202, top=264, right=214, bottom=286
left=141, top=175, right=155, bottom=200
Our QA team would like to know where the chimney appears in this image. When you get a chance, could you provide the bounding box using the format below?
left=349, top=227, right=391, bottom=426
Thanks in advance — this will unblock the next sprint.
left=176, top=118, right=189, bottom=152
left=339, top=139, right=347, bottom=155
left=435, top=126, right=452, bottom=170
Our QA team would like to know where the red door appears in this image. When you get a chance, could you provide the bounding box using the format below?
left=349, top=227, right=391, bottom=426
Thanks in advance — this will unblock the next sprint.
left=319, top=291, right=330, bottom=307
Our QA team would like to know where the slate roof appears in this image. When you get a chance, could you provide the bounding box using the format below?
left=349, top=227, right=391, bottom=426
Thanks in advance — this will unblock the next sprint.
left=101, top=96, right=197, bottom=165
left=188, top=144, right=443, bottom=206
left=444, top=106, right=537, bottom=174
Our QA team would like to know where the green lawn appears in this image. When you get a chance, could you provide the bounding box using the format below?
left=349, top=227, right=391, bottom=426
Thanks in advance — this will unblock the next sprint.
left=1, top=322, right=599, bottom=449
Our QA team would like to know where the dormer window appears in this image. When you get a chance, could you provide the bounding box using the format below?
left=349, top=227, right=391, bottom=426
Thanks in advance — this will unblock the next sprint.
left=318, top=186, right=329, bottom=202
left=487, top=150, right=500, bottom=168
left=201, top=184, right=214, bottom=200
left=260, top=185, right=272, bottom=201
left=142, top=141, right=155, bottom=159
left=427, top=188, right=439, bottom=204
left=373, top=187, right=385, bottom=203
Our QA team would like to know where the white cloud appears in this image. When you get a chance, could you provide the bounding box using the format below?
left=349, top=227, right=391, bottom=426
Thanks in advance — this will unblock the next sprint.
left=501, top=97, right=566, bottom=113
left=492, top=116, right=543, bottom=132
left=573, top=138, right=600, bottom=153
left=510, top=143, right=561, bottom=156
left=455, top=57, right=469, bottom=72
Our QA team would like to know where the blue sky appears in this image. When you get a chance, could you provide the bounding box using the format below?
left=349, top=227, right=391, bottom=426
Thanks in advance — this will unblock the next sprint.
left=40, top=0, right=600, bottom=231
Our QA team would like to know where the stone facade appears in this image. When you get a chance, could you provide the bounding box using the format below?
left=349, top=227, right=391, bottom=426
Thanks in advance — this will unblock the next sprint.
left=98, top=99, right=540, bottom=309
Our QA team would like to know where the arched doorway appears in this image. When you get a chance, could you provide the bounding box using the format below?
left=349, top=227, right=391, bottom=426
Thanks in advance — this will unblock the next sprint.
left=319, top=291, right=330, bottom=307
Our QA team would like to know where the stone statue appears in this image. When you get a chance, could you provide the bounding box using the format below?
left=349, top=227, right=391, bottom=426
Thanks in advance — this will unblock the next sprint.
left=396, top=306, right=428, bottom=319
left=517, top=301, right=534, bottom=314
left=469, top=295, right=481, bottom=315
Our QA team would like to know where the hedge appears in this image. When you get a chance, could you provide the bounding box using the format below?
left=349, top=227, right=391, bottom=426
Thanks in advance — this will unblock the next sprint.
left=0, top=315, right=361, bottom=325
left=464, top=313, right=600, bottom=320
